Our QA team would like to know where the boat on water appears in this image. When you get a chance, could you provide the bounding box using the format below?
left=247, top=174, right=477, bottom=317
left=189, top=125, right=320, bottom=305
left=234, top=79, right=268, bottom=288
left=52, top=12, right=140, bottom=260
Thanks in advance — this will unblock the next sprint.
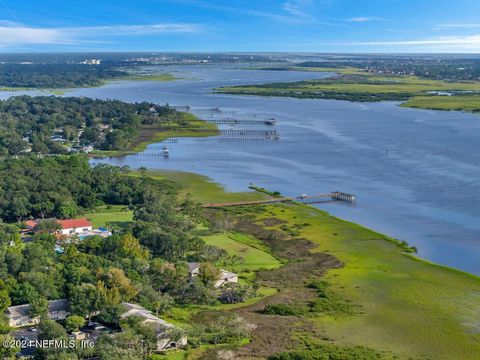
left=162, top=146, right=170, bottom=157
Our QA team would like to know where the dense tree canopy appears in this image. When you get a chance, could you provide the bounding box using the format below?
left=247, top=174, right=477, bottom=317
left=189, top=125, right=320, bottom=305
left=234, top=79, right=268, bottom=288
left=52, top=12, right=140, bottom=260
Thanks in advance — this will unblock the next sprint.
left=0, top=95, right=182, bottom=155
left=0, top=156, right=177, bottom=221
left=0, top=64, right=126, bottom=88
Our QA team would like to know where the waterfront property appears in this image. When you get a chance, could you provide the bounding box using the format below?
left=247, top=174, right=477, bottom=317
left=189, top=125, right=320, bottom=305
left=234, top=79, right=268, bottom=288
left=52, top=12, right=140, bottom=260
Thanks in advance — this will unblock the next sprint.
left=6, top=299, right=69, bottom=328
left=121, top=303, right=187, bottom=351
left=188, top=262, right=238, bottom=288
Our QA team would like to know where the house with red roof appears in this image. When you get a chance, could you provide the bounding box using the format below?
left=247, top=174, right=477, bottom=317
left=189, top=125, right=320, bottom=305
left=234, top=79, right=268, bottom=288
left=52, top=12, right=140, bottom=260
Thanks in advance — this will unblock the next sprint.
left=57, top=218, right=92, bottom=235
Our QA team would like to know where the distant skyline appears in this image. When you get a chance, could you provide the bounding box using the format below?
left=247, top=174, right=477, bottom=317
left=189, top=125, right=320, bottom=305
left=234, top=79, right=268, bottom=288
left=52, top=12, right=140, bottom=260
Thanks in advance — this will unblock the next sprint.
left=0, top=0, right=479, bottom=53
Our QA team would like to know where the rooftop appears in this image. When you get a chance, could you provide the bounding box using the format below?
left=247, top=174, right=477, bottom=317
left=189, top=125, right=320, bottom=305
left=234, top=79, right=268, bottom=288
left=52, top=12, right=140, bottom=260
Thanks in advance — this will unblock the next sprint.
left=121, top=302, right=174, bottom=329
left=57, top=218, right=92, bottom=230
left=6, top=299, right=69, bottom=318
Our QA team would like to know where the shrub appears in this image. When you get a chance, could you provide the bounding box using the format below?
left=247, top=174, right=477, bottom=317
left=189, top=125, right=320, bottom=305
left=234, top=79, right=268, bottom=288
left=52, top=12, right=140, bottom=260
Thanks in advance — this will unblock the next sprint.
left=264, top=303, right=307, bottom=316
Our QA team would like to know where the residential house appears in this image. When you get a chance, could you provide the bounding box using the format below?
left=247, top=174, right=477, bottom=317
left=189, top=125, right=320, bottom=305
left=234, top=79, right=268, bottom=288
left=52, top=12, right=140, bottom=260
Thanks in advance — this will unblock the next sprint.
left=121, top=303, right=187, bottom=351
left=57, top=218, right=93, bottom=235
left=188, top=262, right=238, bottom=289
left=5, top=299, right=70, bottom=328
left=23, top=218, right=93, bottom=236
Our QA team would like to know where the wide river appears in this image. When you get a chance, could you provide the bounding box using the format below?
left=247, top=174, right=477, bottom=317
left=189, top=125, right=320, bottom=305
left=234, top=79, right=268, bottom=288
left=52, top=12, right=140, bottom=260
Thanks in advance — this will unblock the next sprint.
left=4, top=65, right=480, bottom=274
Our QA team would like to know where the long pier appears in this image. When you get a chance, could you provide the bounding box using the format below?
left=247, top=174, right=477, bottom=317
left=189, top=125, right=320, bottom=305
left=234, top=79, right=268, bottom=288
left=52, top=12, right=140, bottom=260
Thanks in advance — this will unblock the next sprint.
left=144, top=130, right=280, bottom=148
left=170, top=105, right=277, bottom=126
left=204, top=118, right=277, bottom=126
left=296, top=192, right=356, bottom=204
left=202, top=192, right=356, bottom=208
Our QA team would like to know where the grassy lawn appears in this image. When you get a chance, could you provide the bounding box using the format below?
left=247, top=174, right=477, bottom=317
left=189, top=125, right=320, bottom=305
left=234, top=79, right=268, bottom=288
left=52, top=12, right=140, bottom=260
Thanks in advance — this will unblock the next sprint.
left=132, top=170, right=267, bottom=204
left=81, top=205, right=133, bottom=228
left=258, top=204, right=480, bottom=360
left=202, top=232, right=282, bottom=273
left=166, top=286, right=278, bottom=325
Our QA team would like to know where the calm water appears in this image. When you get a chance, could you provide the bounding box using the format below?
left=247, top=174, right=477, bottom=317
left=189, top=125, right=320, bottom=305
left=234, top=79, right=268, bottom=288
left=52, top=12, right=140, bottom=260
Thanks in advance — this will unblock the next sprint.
left=5, top=65, right=480, bottom=274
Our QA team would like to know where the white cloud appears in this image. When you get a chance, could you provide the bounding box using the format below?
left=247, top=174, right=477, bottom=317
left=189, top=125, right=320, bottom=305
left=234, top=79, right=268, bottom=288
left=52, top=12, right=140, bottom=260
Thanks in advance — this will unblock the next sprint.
left=433, top=24, right=480, bottom=30
left=0, top=22, right=201, bottom=48
left=0, top=26, right=70, bottom=47
left=340, top=34, right=480, bottom=52
left=283, top=0, right=314, bottom=19
left=66, top=23, right=200, bottom=36
left=346, top=35, right=480, bottom=46
left=174, top=0, right=322, bottom=24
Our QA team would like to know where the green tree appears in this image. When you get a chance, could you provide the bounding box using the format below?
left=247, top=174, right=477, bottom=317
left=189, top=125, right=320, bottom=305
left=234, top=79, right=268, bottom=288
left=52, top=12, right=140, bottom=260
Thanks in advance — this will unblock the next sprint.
left=0, top=290, right=11, bottom=312
left=96, top=332, right=143, bottom=360
left=58, top=202, right=78, bottom=219
left=198, top=262, right=221, bottom=287
left=35, top=219, right=61, bottom=233
left=69, top=283, right=98, bottom=319
left=39, top=319, right=68, bottom=341
left=0, top=334, right=18, bottom=359
left=11, top=282, right=38, bottom=305
left=120, top=316, right=158, bottom=357
left=28, top=296, right=49, bottom=318
left=65, top=315, right=86, bottom=333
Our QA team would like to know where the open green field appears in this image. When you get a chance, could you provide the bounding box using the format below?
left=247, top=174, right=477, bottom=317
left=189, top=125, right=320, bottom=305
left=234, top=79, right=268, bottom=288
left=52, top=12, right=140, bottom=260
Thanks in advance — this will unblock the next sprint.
left=81, top=205, right=133, bottom=228
left=257, top=203, right=480, bottom=359
left=202, top=232, right=282, bottom=272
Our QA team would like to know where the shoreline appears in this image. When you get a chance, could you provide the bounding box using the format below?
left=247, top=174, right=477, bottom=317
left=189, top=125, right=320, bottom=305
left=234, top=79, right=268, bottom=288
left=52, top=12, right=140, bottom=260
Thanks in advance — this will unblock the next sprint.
left=133, top=170, right=480, bottom=358
left=220, top=67, right=480, bottom=114
left=0, top=71, right=179, bottom=96
left=91, top=113, right=219, bottom=158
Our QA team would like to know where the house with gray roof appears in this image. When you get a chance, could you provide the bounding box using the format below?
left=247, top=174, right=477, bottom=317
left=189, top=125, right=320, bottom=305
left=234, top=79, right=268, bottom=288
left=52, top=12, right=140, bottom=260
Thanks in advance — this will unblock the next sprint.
left=5, top=299, right=70, bottom=328
left=188, top=262, right=238, bottom=288
left=121, top=302, right=187, bottom=351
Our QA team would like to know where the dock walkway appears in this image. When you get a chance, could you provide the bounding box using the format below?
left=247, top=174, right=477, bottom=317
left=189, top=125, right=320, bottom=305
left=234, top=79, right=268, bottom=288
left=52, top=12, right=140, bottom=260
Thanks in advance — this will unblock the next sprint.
left=202, top=192, right=356, bottom=208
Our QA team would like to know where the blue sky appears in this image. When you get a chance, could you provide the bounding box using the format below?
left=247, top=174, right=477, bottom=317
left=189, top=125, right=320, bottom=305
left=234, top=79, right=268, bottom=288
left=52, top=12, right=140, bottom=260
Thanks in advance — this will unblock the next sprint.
left=0, top=0, right=480, bottom=53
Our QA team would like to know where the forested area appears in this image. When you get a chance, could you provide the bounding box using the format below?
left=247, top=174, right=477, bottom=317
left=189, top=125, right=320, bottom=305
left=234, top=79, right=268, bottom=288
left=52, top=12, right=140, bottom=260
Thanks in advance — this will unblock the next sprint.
left=0, top=155, right=256, bottom=358
left=0, top=95, right=182, bottom=155
left=0, top=156, right=177, bottom=221
left=0, top=64, right=126, bottom=88
left=295, top=59, right=480, bottom=81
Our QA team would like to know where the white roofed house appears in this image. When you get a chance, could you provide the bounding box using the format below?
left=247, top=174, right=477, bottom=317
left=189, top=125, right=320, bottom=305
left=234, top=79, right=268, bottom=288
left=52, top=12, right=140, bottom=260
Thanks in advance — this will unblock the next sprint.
left=121, top=303, right=187, bottom=351
left=188, top=262, right=238, bottom=289
left=5, top=299, right=70, bottom=328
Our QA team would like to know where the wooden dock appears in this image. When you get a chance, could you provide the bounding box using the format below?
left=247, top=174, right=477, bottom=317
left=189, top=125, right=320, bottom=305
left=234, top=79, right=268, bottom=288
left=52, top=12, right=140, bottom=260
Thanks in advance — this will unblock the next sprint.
left=204, top=118, right=277, bottom=126
left=145, top=130, right=280, bottom=147
left=202, top=192, right=356, bottom=208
